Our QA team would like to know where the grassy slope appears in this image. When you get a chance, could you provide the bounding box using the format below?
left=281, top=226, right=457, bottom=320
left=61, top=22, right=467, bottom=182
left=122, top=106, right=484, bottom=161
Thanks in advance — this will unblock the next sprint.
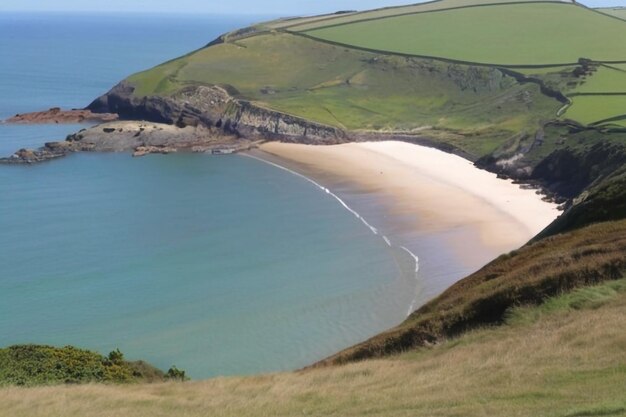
left=265, top=0, right=570, bottom=31
left=129, top=33, right=558, bottom=156
left=540, top=164, right=626, bottom=236
left=295, top=1, right=626, bottom=127
left=597, top=7, right=626, bottom=19
left=2, top=276, right=625, bottom=417
left=571, top=64, right=626, bottom=93
left=296, top=3, right=626, bottom=65
left=558, top=64, right=626, bottom=127
left=301, top=3, right=626, bottom=66
left=565, top=96, right=626, bottom=127
left=127, top=0, right=626, bottom=135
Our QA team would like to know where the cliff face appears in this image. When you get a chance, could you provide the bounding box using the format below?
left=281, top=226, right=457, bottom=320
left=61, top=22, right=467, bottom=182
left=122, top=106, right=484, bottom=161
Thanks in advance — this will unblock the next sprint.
left=87, top=83, right=347, bottom=145
left=531, top=141, right=626, bottom=199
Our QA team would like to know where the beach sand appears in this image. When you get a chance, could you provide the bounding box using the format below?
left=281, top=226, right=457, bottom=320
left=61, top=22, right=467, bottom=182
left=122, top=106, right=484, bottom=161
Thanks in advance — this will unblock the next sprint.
left=257, top=141, right=561, bottom=277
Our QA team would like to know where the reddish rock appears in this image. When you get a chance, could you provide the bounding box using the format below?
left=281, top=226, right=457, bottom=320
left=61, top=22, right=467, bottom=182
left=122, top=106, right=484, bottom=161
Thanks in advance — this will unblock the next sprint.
left=5, top=108, right=118, bottom=124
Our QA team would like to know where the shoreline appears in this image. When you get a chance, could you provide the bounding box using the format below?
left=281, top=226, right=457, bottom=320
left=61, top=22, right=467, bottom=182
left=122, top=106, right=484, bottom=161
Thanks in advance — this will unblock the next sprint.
left=244, top=151, right=424, bottom=318
left=255, top=141, right=561, bottom=307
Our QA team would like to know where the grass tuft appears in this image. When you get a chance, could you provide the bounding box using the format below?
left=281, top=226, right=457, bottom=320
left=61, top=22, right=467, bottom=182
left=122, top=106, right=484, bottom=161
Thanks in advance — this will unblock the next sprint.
left=505, top=278, right=626, bottom=326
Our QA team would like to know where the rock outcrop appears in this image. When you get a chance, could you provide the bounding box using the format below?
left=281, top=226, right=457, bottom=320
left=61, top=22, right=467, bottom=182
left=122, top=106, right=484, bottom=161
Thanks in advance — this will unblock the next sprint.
left=87, top=82, right=347, bottom=145
left=4, top=108, right=118, bottom=124
left=0, top=121, right=255, bottom=165
left=132, top=146, right=177, bottom=157
left=0, top=145, right=73, bottom=164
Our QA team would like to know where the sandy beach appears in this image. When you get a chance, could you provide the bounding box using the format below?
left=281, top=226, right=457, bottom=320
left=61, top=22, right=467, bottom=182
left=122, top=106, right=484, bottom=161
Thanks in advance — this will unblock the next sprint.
left=258, top=141, right=561, bottom=270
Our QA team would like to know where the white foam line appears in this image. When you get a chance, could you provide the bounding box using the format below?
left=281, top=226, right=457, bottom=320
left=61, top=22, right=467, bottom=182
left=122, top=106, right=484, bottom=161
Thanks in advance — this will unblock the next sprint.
left=245, top=153, right=380, bottom=235
left=401, top=246, right=420, bottom=274
left=401, top=246, right=421, bottom=316
left=244, top=152, right=421, bottom=317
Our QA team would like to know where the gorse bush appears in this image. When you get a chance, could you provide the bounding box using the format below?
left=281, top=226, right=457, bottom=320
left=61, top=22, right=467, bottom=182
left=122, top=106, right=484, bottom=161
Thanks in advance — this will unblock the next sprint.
left=0, top=345, right=165, bottom=386
left=106, top=348, right=124, bottom=365
left=166, top=366, right=188, bottom=382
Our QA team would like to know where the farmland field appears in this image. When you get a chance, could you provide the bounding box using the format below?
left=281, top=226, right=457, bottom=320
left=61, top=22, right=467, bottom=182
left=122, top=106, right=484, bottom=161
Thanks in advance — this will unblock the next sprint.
left=597, top=7, right=626, bottom=19
left=570, top=64, right=626, bottom=94
left=266, top=0, right=571, bottom=31
left=301, top=3, right=626, bottom=66
left=564, top=95, right=626, bottom=127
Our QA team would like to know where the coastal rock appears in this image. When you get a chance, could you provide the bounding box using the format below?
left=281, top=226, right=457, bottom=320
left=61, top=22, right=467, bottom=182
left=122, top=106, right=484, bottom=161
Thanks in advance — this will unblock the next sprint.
left=5, top=108, right=118, bottom=124
left=87, top=82, right=347, bottom=144
left=132, top=145, right=177, bottom=157
left=0, top=143, right=74, bottom=164
left=1, top=120, right=256, bottom=165
left=65, top=121, right=251, bottom=153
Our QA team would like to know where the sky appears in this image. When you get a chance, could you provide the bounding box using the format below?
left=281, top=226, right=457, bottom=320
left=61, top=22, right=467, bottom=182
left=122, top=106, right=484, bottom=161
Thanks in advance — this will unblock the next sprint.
left=0, top=0, right=623, bottom=14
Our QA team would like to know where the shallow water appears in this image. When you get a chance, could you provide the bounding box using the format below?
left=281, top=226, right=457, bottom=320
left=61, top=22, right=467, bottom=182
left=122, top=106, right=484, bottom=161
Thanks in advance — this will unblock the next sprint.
left=0, top=153, right=418, bottom=377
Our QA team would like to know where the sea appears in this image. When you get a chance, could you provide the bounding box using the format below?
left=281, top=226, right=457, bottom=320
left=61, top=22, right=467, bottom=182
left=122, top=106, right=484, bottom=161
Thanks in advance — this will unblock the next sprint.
left=0, top=13, right=436, bottom=377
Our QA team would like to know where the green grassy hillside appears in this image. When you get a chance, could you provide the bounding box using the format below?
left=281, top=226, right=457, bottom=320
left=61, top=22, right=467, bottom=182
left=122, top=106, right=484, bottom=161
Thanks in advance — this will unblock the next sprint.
left=129, top=32, right=558, bottom=156
left=125, top=0, right=626, bottom=141
left=597, top=7, right=626, bottom=19
left=263, top=0, right=571, bottom=31
left=300, top=3, right=626, bottom=66
left=560, top=64, right=626, bottom=127
left=565, top=96, right=626, bottom=127
left=2, top=273, right=625, bottom=416
left=294, top=1, right=626, bottom=128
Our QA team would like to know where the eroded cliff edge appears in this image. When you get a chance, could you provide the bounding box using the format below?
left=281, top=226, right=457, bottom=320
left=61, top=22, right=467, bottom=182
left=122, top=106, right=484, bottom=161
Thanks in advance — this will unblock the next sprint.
left=87, top=82, right=347, bottom=145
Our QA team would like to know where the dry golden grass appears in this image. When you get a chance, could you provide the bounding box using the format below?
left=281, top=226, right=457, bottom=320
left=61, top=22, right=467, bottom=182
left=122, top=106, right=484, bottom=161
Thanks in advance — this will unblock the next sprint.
left=1, top=280, right=625, bottom=417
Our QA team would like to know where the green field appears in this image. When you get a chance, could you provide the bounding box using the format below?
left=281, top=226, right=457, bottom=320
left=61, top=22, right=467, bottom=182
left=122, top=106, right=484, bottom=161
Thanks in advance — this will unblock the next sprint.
left=569, top=64, right=626, bottom=94
left=302, top=3, right=626, bottom=65
left=264, top=0, right=570, bottom=31
left=555, top=64, right=626, bottom=126
left=565, top=95, right=626, bottom=127
left=515, top=65, right=576, bottom=76
left=597, top=7, right=626, bottom=19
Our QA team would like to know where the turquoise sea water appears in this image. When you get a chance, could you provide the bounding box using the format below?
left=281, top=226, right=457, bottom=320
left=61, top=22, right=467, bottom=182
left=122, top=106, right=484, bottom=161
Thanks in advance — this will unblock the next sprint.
left=0, top=14, right=420, bottom=377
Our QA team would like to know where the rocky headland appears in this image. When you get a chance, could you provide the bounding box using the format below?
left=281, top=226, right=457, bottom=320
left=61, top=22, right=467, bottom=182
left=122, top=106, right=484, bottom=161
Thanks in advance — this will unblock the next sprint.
left=0, top=82, right=350, bottom=164
left=0, top=121, right=255, bottom=164
left=87, top=82, right=348, bottom=145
